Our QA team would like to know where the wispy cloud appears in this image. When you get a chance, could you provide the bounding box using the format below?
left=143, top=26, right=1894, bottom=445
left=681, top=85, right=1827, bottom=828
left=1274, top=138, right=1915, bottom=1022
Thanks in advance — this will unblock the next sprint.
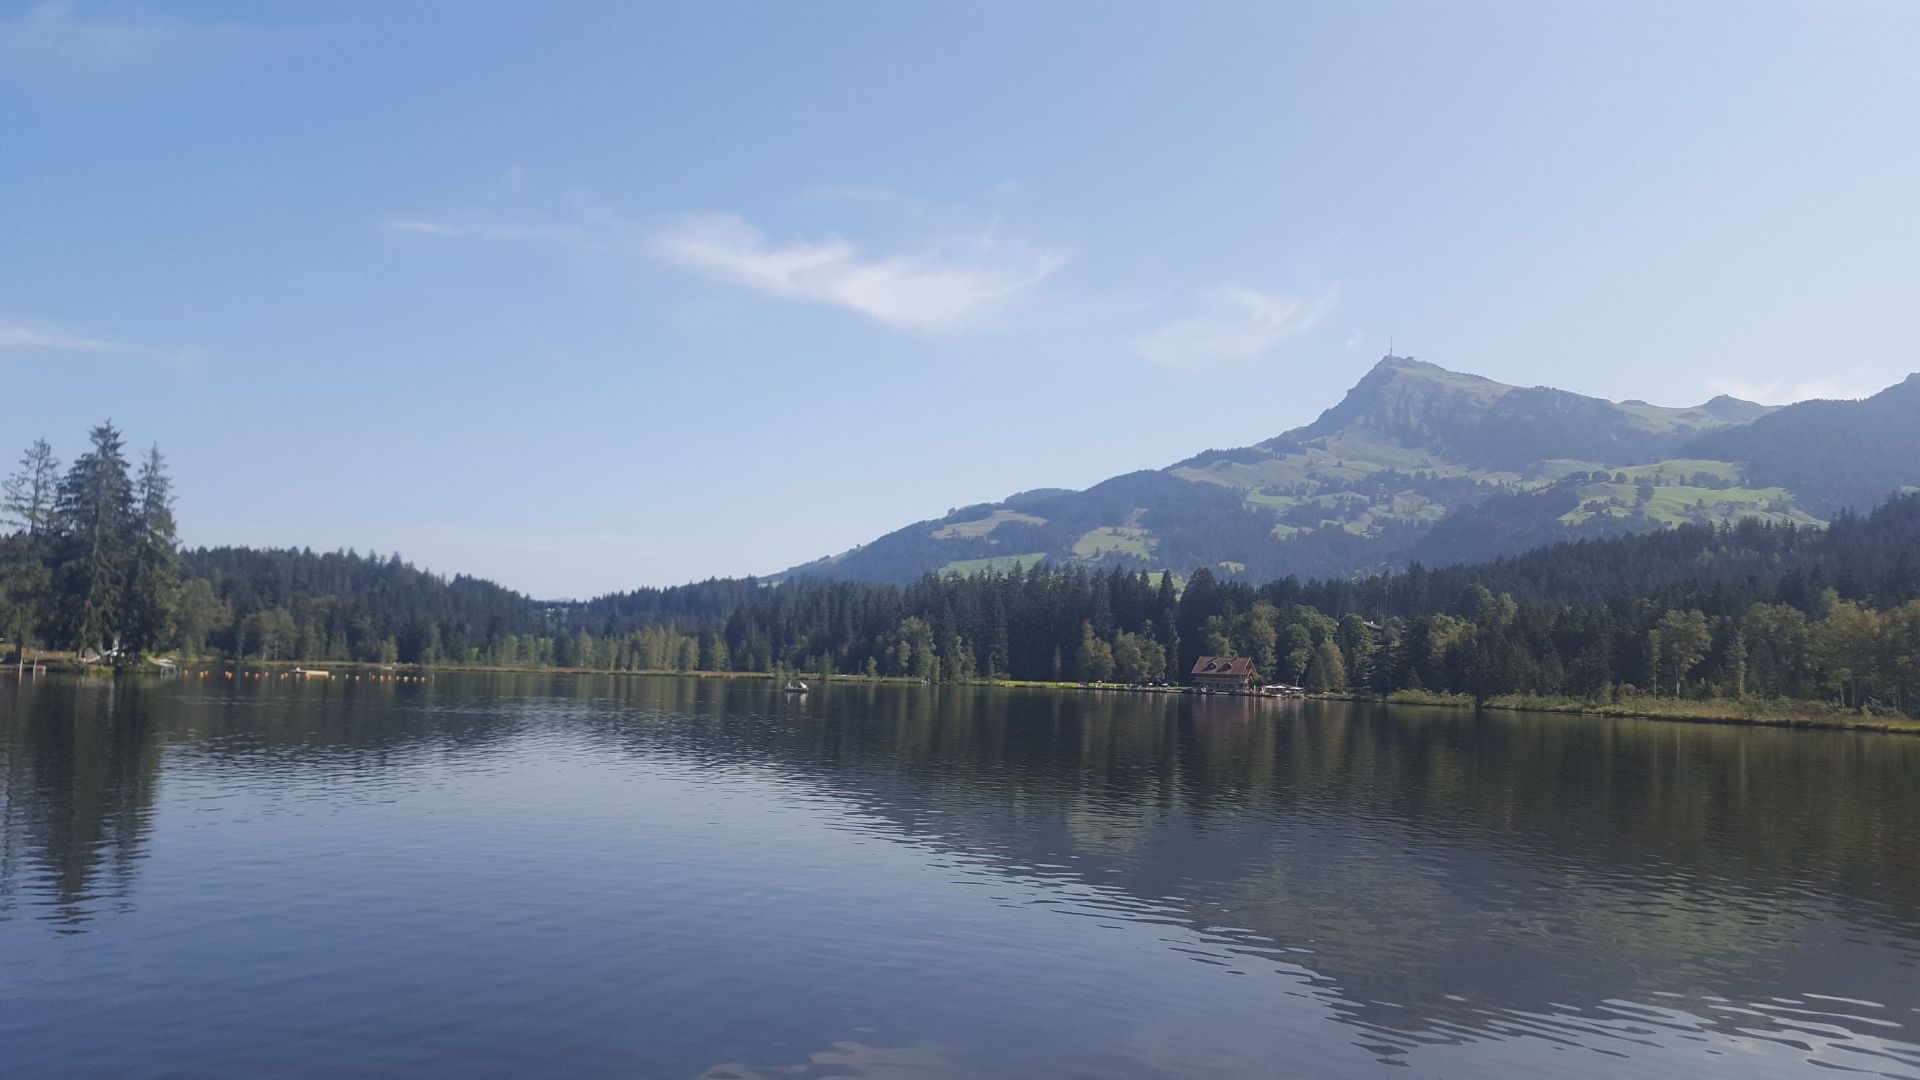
left=380, top=215, right=615, bottom=249
left=0, top=315, right=199, bottom=367
left=650, top=214, right=1066, bottom=331
left=1344, top=329, right=1366, bottom=350
left=0, top=316, right=126, bottom=352
left=1135, top=285, right=1336, bottom=365
left=381, top=219, right=472, bottom=239
left=388, top=191, right=1067, bottom=333
left=1706, top=375, right=1885, bottom=405
left=0, top=1, right=306, bottom=82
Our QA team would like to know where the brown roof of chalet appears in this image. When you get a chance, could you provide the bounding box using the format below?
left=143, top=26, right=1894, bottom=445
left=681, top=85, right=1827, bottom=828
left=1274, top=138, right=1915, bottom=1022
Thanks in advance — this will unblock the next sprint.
left=1191, top=656, right=1256, bottom=677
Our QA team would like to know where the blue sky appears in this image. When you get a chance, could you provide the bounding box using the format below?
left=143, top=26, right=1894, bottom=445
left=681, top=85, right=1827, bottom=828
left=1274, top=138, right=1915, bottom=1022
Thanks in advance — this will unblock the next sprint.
left=3, top=1, right=1916, bottom=597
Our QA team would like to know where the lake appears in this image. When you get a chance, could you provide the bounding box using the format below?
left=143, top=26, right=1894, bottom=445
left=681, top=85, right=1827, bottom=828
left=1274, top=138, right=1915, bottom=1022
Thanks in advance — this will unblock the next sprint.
left=2, top=673, right=1917, bottom=1078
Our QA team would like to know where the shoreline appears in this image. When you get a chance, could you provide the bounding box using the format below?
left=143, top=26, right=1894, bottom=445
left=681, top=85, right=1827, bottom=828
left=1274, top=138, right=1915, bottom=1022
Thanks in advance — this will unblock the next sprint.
left=18, top=658, right=1918, bottom=735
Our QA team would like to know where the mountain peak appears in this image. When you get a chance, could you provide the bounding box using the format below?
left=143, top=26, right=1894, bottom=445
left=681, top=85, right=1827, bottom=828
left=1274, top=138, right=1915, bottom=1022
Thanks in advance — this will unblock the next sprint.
left=1268, top=356, right=1786, bottom=471
left=1367, top=354, right=1475, bottom=381
left=1691, top=394, right=1773, bottom=422
left=1869, top=371, right=1920, bottom=404
left=1276, top=355, right=1510, bottom=446
left=1372, top=353, right=1432, bottom=370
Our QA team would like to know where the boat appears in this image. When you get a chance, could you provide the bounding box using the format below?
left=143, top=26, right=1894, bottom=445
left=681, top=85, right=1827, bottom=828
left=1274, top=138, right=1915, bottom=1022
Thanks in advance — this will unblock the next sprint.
left=293, top=668, right=332, bottom=679
left=784, top=680, right=809, bottom=693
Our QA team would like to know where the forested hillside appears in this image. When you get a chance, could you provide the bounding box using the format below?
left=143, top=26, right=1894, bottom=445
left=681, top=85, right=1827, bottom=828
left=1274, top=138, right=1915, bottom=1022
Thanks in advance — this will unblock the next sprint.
left=174, top=548, right=755, bottom=668
left=705, top=495, right=1920, bottom=714
left=179, top=546, right=554, bottom=665
left=1680, top=373, right=1920, bottom=516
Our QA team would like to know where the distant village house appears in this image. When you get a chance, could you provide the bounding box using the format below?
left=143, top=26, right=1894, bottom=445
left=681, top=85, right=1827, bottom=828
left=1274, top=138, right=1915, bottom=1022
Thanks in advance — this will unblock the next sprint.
left=1190, top=656, right=1257, bottom=692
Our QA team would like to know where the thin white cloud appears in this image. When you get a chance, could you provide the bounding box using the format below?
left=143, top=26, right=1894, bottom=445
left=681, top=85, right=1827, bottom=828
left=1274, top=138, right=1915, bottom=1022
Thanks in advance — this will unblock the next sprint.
left=0, top=316, right=201, bottom=368
left=389, top=191, right=1067, bottom=333
left=1706, top=375, right=1886, bottom=405
left=380, top=215, right=612, bottom=249
left=1135, top=285, right=1336, bottom=365
left=0, top=316, right=125, bottom=352
left=0, top=2, right=305, bottom=81
left=381, top=219, right=470, bottom=239
left=1344, top=329, right=1366, bottom=350
left=650, top=214, right=1066, bottom=331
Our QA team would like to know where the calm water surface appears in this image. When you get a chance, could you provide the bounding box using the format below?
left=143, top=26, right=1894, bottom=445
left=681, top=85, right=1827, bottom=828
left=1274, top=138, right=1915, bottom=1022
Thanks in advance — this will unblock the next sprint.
left=2, top=674, right=1917, bottom=1078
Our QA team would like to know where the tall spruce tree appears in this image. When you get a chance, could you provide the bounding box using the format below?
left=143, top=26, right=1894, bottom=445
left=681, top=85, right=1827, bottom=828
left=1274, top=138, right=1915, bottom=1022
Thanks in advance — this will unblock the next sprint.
left=123, top=445, right=180, bottom=656
left=51, top=423, right=136, bottom=657
left=0, top=534, right=50, bottom=670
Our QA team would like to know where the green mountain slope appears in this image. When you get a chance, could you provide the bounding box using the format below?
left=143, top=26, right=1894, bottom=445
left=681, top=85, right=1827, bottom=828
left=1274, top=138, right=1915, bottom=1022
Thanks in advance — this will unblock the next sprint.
left=1678, top=374, right=1920, bottom=517
left=783, top=357, right=1916, bottom=584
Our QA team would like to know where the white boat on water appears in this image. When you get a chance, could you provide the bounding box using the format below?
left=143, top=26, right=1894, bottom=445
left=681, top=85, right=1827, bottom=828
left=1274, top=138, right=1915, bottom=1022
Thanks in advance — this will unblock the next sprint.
left=784, top=680, right=809, bottom=693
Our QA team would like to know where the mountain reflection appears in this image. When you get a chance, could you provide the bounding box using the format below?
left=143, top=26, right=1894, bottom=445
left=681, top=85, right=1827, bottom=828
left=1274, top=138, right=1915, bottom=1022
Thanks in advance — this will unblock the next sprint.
left=3, top=672, right=1916, bottom=1069
left=562, top=676, right=1920, bottom=1062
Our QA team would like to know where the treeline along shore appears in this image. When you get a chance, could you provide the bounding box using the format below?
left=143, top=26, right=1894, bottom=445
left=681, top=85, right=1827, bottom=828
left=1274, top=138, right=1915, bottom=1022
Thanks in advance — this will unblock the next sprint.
left=6, top=423, right=1920, bottom=726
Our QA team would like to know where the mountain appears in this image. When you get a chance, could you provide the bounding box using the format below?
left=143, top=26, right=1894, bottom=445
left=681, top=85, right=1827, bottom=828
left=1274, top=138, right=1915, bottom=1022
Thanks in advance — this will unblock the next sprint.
left=782, top=357, right=1919, bottom=585
left=1678, top=374, right=1920, bottom=518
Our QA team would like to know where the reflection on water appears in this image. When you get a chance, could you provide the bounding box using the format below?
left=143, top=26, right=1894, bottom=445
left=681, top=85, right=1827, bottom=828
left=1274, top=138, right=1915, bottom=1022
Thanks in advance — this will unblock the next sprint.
left=1, top=673, right=1916, bottom=1078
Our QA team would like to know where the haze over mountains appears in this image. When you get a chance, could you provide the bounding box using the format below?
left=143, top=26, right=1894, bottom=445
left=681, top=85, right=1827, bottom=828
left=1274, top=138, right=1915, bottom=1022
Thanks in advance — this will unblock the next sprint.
left=781, top=357, right=1920, bottom=585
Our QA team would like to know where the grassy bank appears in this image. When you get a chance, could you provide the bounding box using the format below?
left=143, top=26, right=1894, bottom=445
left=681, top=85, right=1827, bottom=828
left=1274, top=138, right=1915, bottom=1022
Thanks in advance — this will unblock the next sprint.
left=1384, top=688, right=1920, bottom=734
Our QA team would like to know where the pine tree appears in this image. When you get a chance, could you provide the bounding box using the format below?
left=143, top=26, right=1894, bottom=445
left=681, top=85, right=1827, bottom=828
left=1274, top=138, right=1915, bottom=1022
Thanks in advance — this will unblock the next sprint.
left=123, top=445, right=180, bottom=656
left=0, top=534, right=50, bottom=670
left=1, top=439, right=61, bottom=669
left=51, top=423, right=136, bottom=657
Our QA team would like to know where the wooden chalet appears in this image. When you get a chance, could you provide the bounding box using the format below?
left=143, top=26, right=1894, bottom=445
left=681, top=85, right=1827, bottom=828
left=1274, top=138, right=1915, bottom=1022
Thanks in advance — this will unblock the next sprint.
left=1190, top=656, right=1258, bottom=692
